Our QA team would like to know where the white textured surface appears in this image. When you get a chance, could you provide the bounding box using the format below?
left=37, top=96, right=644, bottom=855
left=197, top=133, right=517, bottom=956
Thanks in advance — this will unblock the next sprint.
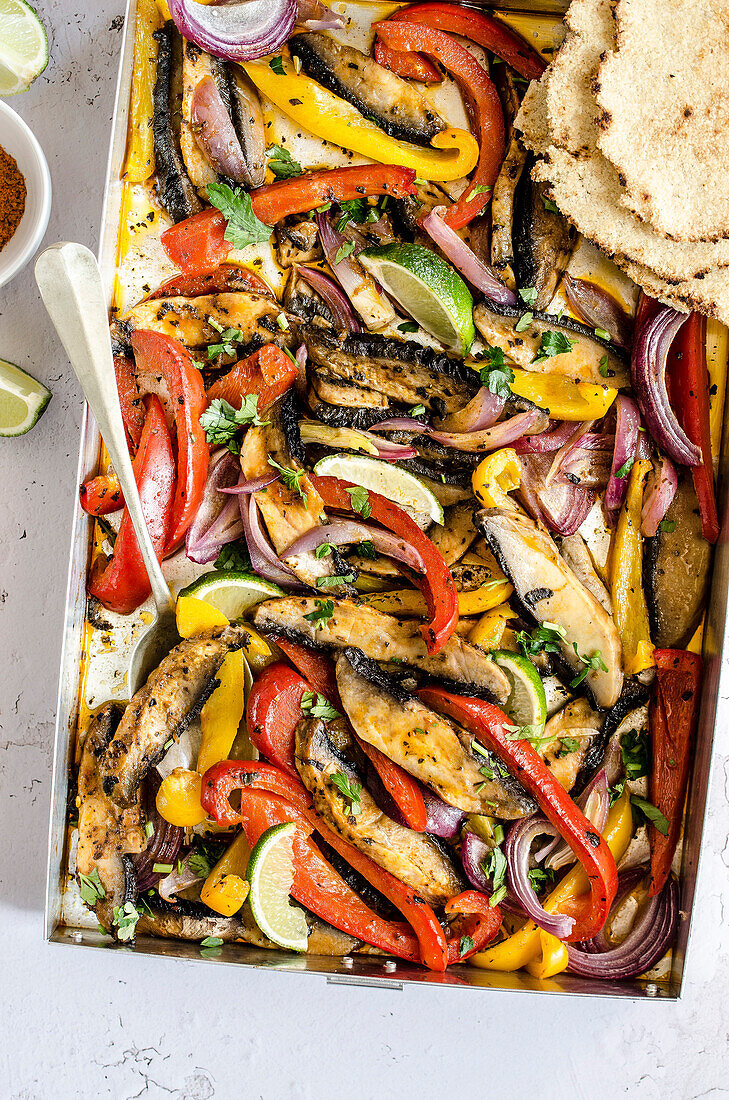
left=2, top=4, right=729, bottom=1097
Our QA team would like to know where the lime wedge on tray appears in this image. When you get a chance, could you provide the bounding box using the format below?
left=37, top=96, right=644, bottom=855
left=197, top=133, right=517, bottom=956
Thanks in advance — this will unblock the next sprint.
left=0, top=0, right=49, bottom=96
left=179, top=571, right=284, bottom=619
left=491, top=650, right=547, bottom=732
left=358, top=243, right=475, bottom=355
left=314, top=452, right=444, bottom=527
left=0, top=357, right=50, bottom=436
left=247, top=822, right=309, bottom=952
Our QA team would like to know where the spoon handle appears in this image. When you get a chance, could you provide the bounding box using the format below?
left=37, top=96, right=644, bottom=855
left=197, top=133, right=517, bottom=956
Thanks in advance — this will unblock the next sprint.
left=35, top=242, right=174, bottom=619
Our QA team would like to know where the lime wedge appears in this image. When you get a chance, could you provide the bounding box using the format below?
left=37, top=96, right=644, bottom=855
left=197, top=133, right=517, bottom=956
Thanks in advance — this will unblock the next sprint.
left=247, top=822, right=308, bottom=952
left=491, top=650, right=547, bottom=732
left=179, top=571, right=284, bottom=619
left=0, top=0, right=49, bottom=96
left=358, top=243, right=475, bottom=355
left=0, top=357, right=50, bottom=436
left=313, top=452, right=444, bottom=527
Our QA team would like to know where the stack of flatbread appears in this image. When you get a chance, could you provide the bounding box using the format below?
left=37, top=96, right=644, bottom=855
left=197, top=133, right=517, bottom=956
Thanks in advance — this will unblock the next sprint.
left=515, top=0, right=729, bottom=324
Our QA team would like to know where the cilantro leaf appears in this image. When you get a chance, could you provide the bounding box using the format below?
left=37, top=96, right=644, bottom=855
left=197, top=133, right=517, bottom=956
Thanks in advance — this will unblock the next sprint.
left=459, top=934, right=474, bottom=957
left=516, top=621, right=566, bottom=658
left=515, top=311, right=533, bottom=333
left=201, top=935, right=224, bottom=948
left=503, top=722, right=557, bottom=750
left=214, top=541, right=252, bottom=573
left=335, top=198, right=368, bottom=231
left=303, top=598, right=335, bottom=626
left=630, top=795, right=669, bottom=836
left=301, top=691, right=341, bottom=721
left=268, top=55, right=285, bottom=75
left=112, top=901, right=140, bottom=942
left=356, top=540, right=378, bottom=560
left=346, top=485, right=371, bottom=518
left=78, top=867, right=106, bottom=906
left=398, top=322, right=419, bottom=334
left=609, top=777, right=626, bottom=805
left=481, top=844, right=507, bottom=907
left=528, top=866, right=556, bottom=895
left=314, top=542, right=333, bottom=559
left=331, top=770, right=362, bottom=815
left=199, top=396, right=268, bottom=448
left=615, top=456, right=635, bottom=480
left=659, top=519, right=676, bottom=533
left=532, top=330, right=577, bottom=362
left=467, top=184, right=492, bottom=202
left=599, top=354, right=611, bottom=378
left=334, top=239, right=356, bottom=265
left=267, top=455, right=308, bottom=503
left=207, top=183, right=273, bottom=251
left=542, top=195, right=560, bottom=214
left=519, top=286, right=538, bottom=306
left=479, top=346, right=515, bottom=398
left=557, top=736, right=582, bottom=757
left=569, top=647, right=608, bottom=689
left=621, top=726, right=650, bottom=780
left=267, top=144, right=302, bottom=180
left=316, top=573, right=355, bottom=588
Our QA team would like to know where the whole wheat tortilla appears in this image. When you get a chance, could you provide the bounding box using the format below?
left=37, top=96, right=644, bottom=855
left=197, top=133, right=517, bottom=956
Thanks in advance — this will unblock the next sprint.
left=514, top=73, right=550, bottom=156
left=596, top=0, right=729, bottom=242
left=546, top=0, right=615, bottom=155
left=618, top=258, right=729, bottom=325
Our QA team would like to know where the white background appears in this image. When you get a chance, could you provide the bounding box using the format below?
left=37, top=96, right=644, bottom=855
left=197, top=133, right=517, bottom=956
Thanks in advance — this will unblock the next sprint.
left=2, top=4, right=729, bottom=1096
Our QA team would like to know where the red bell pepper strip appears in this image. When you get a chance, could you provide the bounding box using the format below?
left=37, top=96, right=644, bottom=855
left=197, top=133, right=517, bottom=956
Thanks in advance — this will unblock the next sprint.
left=417, top=687, right=619, bottom=943
left=377, top=3, right=546, bottom=84
left=205, top=344, right=298, bottom=413
left=355, top=737, right=428, bottom=833
left=311, top=473, right=458, bottom=654
left=667, top=313, right=719, bottom=544
left=144, top=262, right=273, bottom=301
left=648, top=649, right=703, bottom=897
left=88, top=395, right=175, bottom=614
left=374, top=38, right=442, bottom=83
left=444, top=891, right=502, bottom=963
left=373, top=21, right=505, bottom=228
left=161, top=165, right=418, bottom=273
left=130, top=330, right=208, bottom=551
left=79, top=469, right=124, bottom=517
left=272, top=638, right=342, bottom=707
left=114, top=355, right=145, bottom=452
left=246, top=662, right=310, bottom=780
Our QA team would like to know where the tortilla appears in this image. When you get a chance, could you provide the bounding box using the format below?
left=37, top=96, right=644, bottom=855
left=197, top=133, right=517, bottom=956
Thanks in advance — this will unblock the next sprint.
left=546, top=0, right=615, bottom=155
left=514, top=72, right=550, bottom=156
left=596, top=0, right=729, bottom=242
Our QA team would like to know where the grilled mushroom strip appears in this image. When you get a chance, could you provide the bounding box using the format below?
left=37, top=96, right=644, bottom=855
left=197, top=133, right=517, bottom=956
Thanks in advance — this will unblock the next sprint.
left=296, top=718, right=464, bottom=905
left=153, top=21, right=202, bottom=222
left=473, top=302, right=629, bottom=387
left=539, top=697, right=603, bottom=792
left=478, top=508, right=623, bottom=708
left=559, top=533, right=613, bottom=614
left=336, top=649, right=535, bottom=818
left=290, top=32, right=444, bottom=145
left=112, top=292, right=293, bottom=350
left=253, top=596, right=511, bottom=701
left=491, top=133, right=528, bottom=292
left=102, top=626, right=251, bottom=805
left=275, top=219, right=322, bottom=269
left=512, top=155, right=576, bottom=310
left=76, top=704, right=146, bottom=931
left=241, top=393, right=355, bottom=593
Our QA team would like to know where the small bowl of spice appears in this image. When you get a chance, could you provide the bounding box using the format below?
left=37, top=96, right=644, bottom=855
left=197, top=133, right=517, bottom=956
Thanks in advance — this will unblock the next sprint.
left=0, top=99, right=51, bottom=289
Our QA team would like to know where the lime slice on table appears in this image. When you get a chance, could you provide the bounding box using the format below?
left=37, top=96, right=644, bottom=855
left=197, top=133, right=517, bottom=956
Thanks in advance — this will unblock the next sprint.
left=179, top=571, right=284, bottom=619
left=0, top=0, right=49, bottom=96
left=314, top=452, right=444, bottom=528
left=491, top=650, right=547, bottom=733
left=358, top=243, right=475, bottom=355
left=0, top=358, right=50, bottom=436
left=247, top=822, right=309, bottom=952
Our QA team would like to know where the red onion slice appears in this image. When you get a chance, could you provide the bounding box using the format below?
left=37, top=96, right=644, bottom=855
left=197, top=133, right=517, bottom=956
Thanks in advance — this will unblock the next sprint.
left=514, top=419, right=582, bottom=455
left=220, top=473, right=280, bottom=495
left=435, top=386, right=505, bottom=433
left=422, top=206, right=518, bottom=306
left=296, top=0, right=345, bottom=30
left=281, top=520, right=426, bottom=573
left=631, top=306, right=701, bottom=467
left=317, top=213, right=368, bottom=305
left=641, top=455, right=678, bottom=536
left=132, top=771, right=184, bottom=893
left=191, top=76, right=250, bottom=184
left=240, top=493, right=305, bottom=588
left=605, top=395, right=641, bottom=518
left=185, top=450, right=242, bottom=564
left=461, top=830, right=495, bottom=893
left=423, top=790, right=466, bottom=838
left=168, top=0, right=297, bottom=63
left=504, top=815, right=576, bottom=939
left=369, top=410, right=544, bottom=453
left=542, top=770, right=610, bottom=872
left=520, top=452, right=594, bottom=537
left=563, top=274, right=633, bottom=350
left=298, top=265, right=362, bottom=332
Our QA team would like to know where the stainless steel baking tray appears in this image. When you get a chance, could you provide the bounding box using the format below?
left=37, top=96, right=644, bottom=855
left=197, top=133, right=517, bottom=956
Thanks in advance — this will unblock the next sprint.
left=45, top=0, right=729, bottom=998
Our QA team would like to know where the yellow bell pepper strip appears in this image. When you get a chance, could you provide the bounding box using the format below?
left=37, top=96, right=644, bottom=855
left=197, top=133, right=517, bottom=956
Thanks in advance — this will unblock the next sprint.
left=242, top=56, right=479, bottom=183
left=362, top=582, right=512, bottom=618
left=526, top=930, right=570, bottom=979
left=469, top=789, right=633, bottom=972
left=469, top=603, right=515, bottom=651
left=124, top=0, right=163, bottom=183
left=176, top=594, right=228, bottom=637
left=609, top=458, right=655, bottom=676
left=509, top=368, right=618, bottom=421
left=197, top=650, right=246, bottom=777
left=472, top=447, right=521, bottom=510
left=200, top=830, right=251, bottom=917
left=156, top=767, right=207, bottom=827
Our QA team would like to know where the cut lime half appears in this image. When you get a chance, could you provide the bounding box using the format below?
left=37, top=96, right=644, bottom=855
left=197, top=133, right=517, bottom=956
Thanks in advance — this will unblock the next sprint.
left=0, top=0, right=49, bottom=95
left=491, top=650, right=547, bottom=732
left=247, top=822, right=309, bottom=952
left=313, top=452, right=444, bottom=528
left=179, top=571, right=284, bottom=619
left=359, top=243, right=475, bottom=355
left=0, top=357, right=50, bottom=436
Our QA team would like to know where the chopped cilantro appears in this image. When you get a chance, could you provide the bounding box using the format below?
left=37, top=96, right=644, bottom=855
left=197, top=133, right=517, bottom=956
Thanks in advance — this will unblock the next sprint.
left=201, top=935, right=224, bottom=948
left=112, top=901, right=140, bottom=942
left=519, top=286, right=538, bottom=306
left=528, top=866, right=557, bottom=894
left=630, top=795, right=669, bottom=835
left=459, top=934, right=474, bottom=957
left=314, top=542, right=333, bottom=559
left=301, top=691, right=341, bottom=721
left=557, top=736, right=582, bottom=757
left=658, top=518, right=676, bottom=533
left=479, top=346, right=515, bottom=398
left=503, top=722, right=557, bottom=750
left=346, top=485, right=371, bottom=518
left=335, top=198, right=368, bottom=231
left=199, top=396, right=268, bottom=448
left=303, top=598, right=335, bottom=626
left=398, top=322, right=420, bottom=334
left=205, top=321, right=248, bottom=360
left=78, top=867, right=106, bottom=906
left=542, top=196, right=560, bottom=214
left=532, top=329, right=577, bottom=362
left=331, top=771, right=362, bottom=815
left=609, top=777, right=626, bottom=805
left=207, top=183, right=273, bottom=251
left=467, top=184, right=492, bottom=202
left=515, top=311, right=533, bottom=333
left=621, top=726, right=650, bottom=780
left=334, top=240, right=356, bottom=265
left=599, top=354, right=610, bottom=378
left=266, top=144, right=302, bottom=180
left=516, top=621, right=567, bottom=658
left=316, top=573, right=355, bottom=588
left=569, top=646, right=608, bottom=689
left=268, top=455, right=308, bottom=503
left=481, top=844, right=507, bottom=907
left=268, top=55, right=286, bottom=75
left=214, top=541, right=252, bottom=573
left=357, top=540, right=378, bottom=560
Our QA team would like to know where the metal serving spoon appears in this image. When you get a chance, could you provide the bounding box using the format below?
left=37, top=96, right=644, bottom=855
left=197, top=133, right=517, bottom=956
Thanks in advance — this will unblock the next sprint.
left=36, top=242, right=179, bottom=696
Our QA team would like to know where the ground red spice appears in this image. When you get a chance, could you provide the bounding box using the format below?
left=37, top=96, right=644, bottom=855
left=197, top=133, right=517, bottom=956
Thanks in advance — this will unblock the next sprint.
left=0, top=144, right=26, bottom=252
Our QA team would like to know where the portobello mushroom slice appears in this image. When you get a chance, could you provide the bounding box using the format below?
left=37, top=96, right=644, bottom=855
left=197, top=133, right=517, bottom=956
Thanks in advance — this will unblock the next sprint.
left=473, top=301, right=629, bottom=387
left=113, top=292, right=293, bottom=350
left=559, top=532, right=612, bottom=614
left=491, top=133, right=528, bottom=292
left=303, top=330, right=479, bottom=417
left=512, top=154, right=576, bottom=310
left=76, top=704, right=146, bottom=931
left=102, top=626, right=251, bottom=806
left=644, top=470, right=711, bottom=648
left=253, top=596, right=511, bottom=701
left=290, top=32, right=444, bottom=145
left=336, top=648, right=535, bottom=818
left=285, top=269, right=336, bottom=329
left=153, top=22, right=202, bottom=222
left=426, top=502, right=479, bottom=566
left=275, top=218, right=323, bottom=269
left=296, top=718, right=464, bottom=905
left=241, top=393, right=355, bottom=593
left=477, top=508, right=623, bottom=708
left=538, top=697, right=603, bottom=792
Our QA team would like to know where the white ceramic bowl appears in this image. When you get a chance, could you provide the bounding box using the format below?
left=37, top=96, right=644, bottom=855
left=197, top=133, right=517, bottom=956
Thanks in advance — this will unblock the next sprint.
left=0, top=99, right=51, bottom=289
